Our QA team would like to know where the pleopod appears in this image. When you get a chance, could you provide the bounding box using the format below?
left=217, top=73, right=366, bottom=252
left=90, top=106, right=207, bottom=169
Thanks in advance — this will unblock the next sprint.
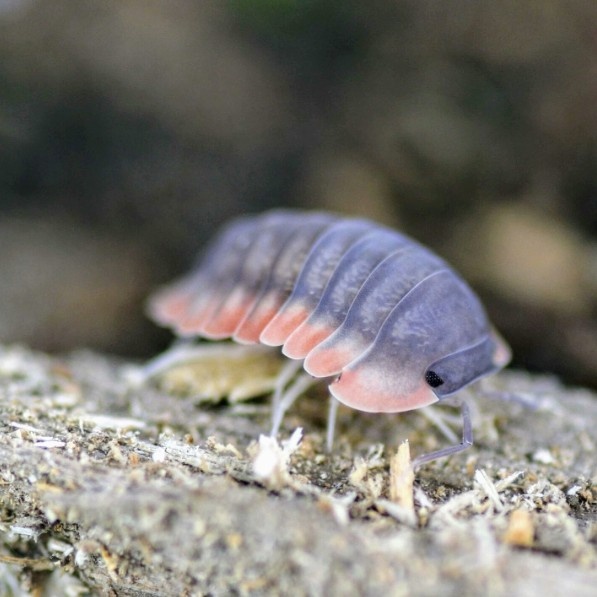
left=147, top=209, right=511, bottom=463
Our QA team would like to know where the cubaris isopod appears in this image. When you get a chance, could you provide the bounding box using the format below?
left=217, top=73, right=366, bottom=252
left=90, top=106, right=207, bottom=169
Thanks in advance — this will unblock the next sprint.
left=147, top=210, right=511, bottom=463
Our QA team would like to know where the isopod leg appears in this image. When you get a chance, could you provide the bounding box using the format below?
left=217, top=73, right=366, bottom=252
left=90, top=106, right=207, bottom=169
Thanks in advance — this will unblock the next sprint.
left=270, top=372, right=317, bottom=438
left=326, top=396, right=339, bottom=452
left=412, top=401, right=473, bottom=469
left=271, top=359, right=304, bottom=420
left=419, top=405, right=459, bottom=443
left=134, top=340, right=204, bottom=382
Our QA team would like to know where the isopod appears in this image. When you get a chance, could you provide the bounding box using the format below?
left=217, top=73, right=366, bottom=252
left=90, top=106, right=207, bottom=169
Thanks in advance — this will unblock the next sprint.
left=147, top=209, right=511, bottom=464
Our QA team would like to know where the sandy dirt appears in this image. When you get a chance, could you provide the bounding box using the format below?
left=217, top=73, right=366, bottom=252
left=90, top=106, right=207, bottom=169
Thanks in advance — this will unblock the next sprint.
left=0, top=343, right=595, bottom=596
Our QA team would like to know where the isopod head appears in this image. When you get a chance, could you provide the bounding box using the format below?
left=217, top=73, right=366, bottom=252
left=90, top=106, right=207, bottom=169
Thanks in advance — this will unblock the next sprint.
left=424, top=329, right=511, bottom=398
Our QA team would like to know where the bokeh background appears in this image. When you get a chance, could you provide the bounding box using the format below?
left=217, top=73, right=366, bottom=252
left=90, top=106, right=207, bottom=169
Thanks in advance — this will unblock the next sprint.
left=1, top=0, right=596, bottom=388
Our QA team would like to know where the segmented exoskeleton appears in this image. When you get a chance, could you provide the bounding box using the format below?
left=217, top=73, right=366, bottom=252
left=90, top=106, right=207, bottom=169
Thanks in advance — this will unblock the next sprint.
left=148, top=210, right=511, bottom=463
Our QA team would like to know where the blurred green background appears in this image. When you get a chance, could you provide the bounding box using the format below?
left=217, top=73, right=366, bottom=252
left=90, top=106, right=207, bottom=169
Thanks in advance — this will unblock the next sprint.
left=0, top=0, right=595, bottom=387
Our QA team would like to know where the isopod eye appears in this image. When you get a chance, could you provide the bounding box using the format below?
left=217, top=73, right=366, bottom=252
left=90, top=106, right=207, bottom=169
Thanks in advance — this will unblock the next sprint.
left=425, top=370, right=444, bottom=388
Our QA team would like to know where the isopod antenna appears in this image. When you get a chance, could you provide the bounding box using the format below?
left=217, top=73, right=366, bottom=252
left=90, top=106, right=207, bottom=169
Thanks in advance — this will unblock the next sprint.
left=412, top=401, right=473, bottom=469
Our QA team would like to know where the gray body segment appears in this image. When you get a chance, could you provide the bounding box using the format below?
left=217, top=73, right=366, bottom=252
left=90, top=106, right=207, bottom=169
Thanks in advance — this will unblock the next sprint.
left=244, top=212, right=336, bottom=303
left=303, top=247, right=447, bottom=376
left=345, top=269, right=490, bottom=387
left=281, top=228, right=416, bottom=359
left=233, top=212, right=337, bottom=342
left=266, top=220, right=375, bottom=316
left=148, top=209, right=510, bottom=413
left=305, top=229, right=411, bottom=330
left=202, top=211, right=307, bottom=336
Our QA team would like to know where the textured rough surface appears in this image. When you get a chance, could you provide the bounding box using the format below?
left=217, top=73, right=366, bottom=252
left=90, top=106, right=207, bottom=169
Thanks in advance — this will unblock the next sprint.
left=0, top=343, right=595, bottom=596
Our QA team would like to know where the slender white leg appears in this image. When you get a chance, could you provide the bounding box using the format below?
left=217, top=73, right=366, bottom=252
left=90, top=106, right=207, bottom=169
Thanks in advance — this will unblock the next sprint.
left=326, top=396, right=340, bottom=452
left=136, top=341, right=204, bottom=380
left=270, top=372, right=317, bottom=438
left=271, top=359, right=304, bottom=417
left=419, top=405, right=459, bottom=443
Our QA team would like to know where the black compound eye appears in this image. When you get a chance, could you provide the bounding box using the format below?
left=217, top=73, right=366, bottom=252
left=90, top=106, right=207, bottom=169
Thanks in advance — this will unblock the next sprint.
left=425, top=370, right=445, bottom=388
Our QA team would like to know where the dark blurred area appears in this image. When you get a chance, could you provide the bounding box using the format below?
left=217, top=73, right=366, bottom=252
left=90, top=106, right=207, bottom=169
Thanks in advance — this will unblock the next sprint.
left=0, top=0, right=596, bottom=387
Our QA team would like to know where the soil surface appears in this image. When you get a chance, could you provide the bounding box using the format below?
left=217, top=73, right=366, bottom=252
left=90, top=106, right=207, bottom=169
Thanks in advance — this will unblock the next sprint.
left=0, top=343, right=595, bottom=596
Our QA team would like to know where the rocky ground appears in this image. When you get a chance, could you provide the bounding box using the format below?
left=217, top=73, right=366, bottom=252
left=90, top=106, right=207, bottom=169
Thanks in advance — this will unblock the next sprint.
left=0, top=342, right=595, bottom=596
